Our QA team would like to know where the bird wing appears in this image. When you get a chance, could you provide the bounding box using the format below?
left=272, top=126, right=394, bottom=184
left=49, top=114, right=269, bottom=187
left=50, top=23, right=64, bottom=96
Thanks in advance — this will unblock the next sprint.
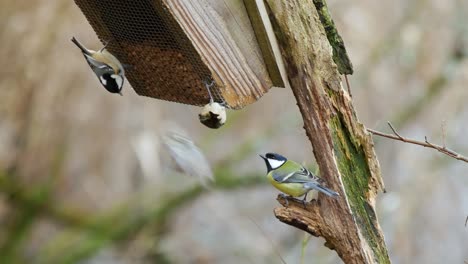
left=303, top=181, right=339, bottom=197
left=271, top=161, right=321, bottom=184
left=82, top=54, right=113, bottom=73
left=271, top=163, right=339, bottom=197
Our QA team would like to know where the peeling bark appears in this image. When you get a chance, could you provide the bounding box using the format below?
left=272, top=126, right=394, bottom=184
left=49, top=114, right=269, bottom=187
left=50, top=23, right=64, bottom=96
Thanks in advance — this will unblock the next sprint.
left=264, top=1, right=390, bottom=263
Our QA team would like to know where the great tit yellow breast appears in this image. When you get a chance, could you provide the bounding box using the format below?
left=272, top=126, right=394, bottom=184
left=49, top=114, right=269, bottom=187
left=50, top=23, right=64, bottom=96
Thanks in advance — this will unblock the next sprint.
left=267, top=172, right=308, bottom=197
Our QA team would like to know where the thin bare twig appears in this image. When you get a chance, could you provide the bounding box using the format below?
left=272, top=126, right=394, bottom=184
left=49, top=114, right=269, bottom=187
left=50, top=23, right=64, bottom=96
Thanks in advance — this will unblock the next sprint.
left=465, top=215, right=467, bottom=227
left=441, top=120, right=447, bottom=148
left=344, top=75, right=352, bottom=98
left=248, top=217, right=287, bottom=264
left=367, top=122, right=468, bottom=163
left=387, top=122, right=403, bottom=139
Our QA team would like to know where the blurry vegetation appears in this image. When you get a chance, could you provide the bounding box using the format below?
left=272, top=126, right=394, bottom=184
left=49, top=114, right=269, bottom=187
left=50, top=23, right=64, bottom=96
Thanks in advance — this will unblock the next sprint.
left=0, top=146, right=266, bottom=263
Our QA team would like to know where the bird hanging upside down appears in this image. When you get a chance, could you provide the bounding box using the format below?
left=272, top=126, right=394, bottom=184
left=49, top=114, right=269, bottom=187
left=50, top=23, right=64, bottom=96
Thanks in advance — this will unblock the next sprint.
left=198, top=80, right=226, bottom=129
left=71, top=36, right=126, bottom=95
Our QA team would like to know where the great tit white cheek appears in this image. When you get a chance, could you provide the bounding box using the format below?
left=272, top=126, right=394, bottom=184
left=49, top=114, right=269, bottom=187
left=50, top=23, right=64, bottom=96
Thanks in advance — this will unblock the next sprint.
left=268, top=159, right=285, bottom=169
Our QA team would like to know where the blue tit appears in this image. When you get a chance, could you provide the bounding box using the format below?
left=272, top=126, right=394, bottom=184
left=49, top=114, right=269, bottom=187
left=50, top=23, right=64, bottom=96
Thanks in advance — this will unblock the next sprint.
left=199, top=80, right=226, bottom=129
left=260, top=153, right=339, bottom=205
left=71, top=37, right=125, bottom=95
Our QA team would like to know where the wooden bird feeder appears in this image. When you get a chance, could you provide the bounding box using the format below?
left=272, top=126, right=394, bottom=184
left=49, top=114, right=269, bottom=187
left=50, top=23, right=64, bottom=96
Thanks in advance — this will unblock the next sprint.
left=74, top=0, right=289, bottom=109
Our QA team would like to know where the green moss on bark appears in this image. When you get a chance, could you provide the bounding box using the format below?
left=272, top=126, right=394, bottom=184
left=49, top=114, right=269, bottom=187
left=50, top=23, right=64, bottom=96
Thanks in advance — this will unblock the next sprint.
left=312, top=0, right=353, bottom=75
left=330, top=115, right=390, bottom=263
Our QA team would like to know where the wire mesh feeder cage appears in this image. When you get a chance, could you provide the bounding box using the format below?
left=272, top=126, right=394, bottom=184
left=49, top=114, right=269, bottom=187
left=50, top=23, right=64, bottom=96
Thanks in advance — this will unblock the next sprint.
left=74, top=0, right=284, bottom=109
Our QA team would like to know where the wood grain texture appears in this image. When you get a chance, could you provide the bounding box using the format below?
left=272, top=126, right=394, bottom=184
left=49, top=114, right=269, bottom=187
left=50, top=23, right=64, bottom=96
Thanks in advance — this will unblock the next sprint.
left=75, top=0, right=216, bottom=106
left=264, top=0, right=389, bottom=263
left=75, top=0, right=274, bottom=109
left=163, top=0, right=273, bottom=108
left=243, top=0, right=288, bottom=88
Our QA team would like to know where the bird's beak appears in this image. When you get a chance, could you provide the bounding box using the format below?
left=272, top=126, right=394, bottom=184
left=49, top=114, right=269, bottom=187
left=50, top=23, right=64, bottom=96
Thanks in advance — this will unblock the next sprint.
left=118, top=92, right=123, bottom=96
left=259, top=154, right=266, bottom=160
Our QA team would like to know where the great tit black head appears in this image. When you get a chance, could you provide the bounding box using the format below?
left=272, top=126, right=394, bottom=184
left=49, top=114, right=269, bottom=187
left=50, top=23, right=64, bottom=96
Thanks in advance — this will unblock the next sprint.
left=259, top=152, right=287, bottom=172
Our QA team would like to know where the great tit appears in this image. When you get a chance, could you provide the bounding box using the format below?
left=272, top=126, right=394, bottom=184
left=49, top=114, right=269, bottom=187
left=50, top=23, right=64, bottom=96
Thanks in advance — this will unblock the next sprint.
left=199, top=80, right=226, bottom=129
left=71, top=37, right=125, bottom=95
left=260, top=153, right=339, bottom=206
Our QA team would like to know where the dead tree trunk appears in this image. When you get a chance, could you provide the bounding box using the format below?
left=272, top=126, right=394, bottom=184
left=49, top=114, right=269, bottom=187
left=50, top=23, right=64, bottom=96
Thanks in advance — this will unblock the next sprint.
left=264, top=1, right=390, bottom=263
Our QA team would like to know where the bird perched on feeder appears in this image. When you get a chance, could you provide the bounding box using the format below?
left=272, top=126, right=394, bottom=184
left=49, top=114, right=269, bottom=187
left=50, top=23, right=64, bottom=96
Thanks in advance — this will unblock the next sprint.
left=260, top=153, right=339, bottom=206
left=199, top=80, right=227, bottom=129
left=71, top=36, right=126, bottom=95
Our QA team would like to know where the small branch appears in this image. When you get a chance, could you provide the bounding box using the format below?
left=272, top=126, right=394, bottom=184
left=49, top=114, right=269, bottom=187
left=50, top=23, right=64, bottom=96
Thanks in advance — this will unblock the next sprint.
left=344, top=75, right=352, bottom=98
left=465, top=215, right=467, bottom=227
left=248, top=216, right=287, bottom=264
left=274, top=197, right=324, bottom=241
left=387, top=122, right=402, bottom=139
left=273, top=196, right=335, bottom=247
left=367, top=122, right=468, bottom=163
left=441, top=120, right=447, bottom=149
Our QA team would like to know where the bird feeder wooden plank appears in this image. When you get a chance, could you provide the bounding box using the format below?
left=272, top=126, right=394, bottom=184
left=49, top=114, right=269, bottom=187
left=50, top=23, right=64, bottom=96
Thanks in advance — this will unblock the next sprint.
left=74, top=0, right=280, bottom=109
left=243, top=0, right=291, bottom=90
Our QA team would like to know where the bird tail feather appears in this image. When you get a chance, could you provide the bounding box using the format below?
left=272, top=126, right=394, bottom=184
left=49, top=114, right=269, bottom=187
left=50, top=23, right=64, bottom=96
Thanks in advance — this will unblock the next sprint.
left=71, top=37, right=92, bottom=55
left=304, top=182, right=339, bottom=197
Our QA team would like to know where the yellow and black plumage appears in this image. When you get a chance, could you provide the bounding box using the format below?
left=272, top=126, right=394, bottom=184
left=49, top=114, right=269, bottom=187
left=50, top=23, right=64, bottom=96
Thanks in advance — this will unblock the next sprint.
left=260, top=153, right=339, bottom=205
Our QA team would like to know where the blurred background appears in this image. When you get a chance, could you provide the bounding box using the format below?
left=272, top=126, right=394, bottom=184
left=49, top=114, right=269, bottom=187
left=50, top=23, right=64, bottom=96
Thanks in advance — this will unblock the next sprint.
left=1, top=0, right=467, bottom=263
